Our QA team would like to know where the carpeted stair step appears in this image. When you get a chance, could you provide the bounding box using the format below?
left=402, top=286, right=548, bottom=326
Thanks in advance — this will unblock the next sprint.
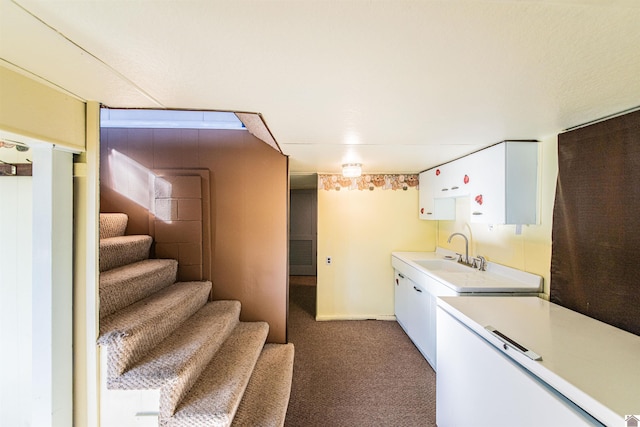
left=100, top=235, right=153, bottom=272
left=100, top=259, right=179, bottom=319
left=164, top=322, right=270, bottom=427
left=232, top=343, right=295, bottom=427
left=99, top=281, right=212, bottom=377
left=100, top=213, right=129, bottom=239
left=109, top=301, right=242, bottom=419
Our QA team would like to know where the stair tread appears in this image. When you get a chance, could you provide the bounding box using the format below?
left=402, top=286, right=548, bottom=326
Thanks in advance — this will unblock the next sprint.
left=100, top=213, right=128, bottom=239
left=110, top=301, right=241, bottom=417
left=232, top=343, right=295, bottom=427
left=99, top=281, right=212, bottom=377
left=100, top=235, right=152, bottom=272
left=166, top=322, right=269, bottom=427
left=100, top=259, right=178, bottom=318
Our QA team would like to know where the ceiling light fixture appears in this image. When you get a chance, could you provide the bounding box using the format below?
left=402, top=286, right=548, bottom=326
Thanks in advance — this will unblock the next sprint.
left=342, top=163, right=362, bottom=178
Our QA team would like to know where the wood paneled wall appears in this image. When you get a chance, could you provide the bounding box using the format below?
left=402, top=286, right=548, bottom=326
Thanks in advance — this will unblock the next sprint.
left=100, top=128, right=288, bottom=343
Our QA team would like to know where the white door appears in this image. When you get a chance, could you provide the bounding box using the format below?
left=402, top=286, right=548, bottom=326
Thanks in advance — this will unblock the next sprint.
left=31, top=145, right=74, bottom=427
left=0, top=142, right=74, bottom=427
left=0, top=173, right=32, bottom=427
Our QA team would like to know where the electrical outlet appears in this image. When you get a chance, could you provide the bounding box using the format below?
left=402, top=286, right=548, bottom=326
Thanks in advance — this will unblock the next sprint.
left=326, top=256, right=332, bottom=265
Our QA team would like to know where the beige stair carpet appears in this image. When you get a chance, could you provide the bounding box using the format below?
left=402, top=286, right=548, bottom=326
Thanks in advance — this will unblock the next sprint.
left=232, top=343, right=295, bottom=427
left=100, top=258, right=178, bottom=318
left=97, top=211, right=294, bottom=427
left=100, top=235, right=153, bottom=272
left=99, top=213, right=129, bottom=239
left=110, top=301, right=242, bottom=418
left=99, top=281, right=212, bottom=377
left=164, top=322, right=269, bottom=427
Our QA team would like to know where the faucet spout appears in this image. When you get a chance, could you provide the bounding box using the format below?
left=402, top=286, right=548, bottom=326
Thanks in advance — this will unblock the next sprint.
left=447, top=232, right=469, bottom=265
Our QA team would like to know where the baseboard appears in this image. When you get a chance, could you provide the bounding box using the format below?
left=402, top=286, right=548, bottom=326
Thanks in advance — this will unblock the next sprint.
left=315, top=314, right=397, bottom=321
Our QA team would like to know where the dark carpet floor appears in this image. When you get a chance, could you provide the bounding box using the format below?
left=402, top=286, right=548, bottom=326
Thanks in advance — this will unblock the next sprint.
left=284, top=284, right=436, bottom=426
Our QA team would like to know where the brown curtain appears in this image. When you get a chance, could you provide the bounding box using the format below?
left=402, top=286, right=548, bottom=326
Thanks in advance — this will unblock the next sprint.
left=551, top=109, right=640, bottom=337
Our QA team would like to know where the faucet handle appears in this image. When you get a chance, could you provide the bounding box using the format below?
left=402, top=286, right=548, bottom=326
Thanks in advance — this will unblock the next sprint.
left=476, top=255, right=487, bottom=271
left=455, top=253, right=463, bottom=263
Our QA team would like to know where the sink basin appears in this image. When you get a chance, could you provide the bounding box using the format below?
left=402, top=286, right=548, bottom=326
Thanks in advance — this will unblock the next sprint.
left=414, top=259, right=475, bottom=273
left=392, top=251, right=543, bottom=293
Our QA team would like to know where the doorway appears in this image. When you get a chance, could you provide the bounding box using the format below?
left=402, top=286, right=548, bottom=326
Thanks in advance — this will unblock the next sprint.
left=289, top=188, right=317, bottom=276
left=289, top=174, right=317, bottom=317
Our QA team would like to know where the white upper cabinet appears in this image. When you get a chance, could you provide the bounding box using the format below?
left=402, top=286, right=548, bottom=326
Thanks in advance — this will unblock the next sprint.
left=419, top=141, right=538, bottom=224
left=437, top=155, right=473, bottom=199
left=468, top=141, right=538, bottom=224
left=418, top=169, right=455, bottom=220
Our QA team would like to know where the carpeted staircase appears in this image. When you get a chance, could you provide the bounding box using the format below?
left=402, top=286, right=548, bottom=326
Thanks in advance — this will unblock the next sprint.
left=97, top=213, right=294, bottom=426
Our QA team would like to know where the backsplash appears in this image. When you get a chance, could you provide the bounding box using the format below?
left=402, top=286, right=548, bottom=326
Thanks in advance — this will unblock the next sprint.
left=318, top=174, right=419, bottom=191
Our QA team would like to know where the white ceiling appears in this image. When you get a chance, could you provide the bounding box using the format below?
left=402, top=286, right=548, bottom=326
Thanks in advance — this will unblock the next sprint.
left=2, top=0, right=639, bottom=174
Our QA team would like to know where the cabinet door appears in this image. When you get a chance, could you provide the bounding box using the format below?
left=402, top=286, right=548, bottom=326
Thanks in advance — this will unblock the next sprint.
left=419, top=169, right=455, bottom=220
left=468, top=144, right=506, bottom=223
left=418, top=170, right=434, bottom=220
left=432, top=163, right=453, bottom=198
left=436, top=308, right=602, bottom=427
left=424, top=289, right=437, bottom=369
left=394, top=271, right=411, bottom=330
left=406, top=280, right=432, bottom=365
left=443, top=156, right=473, bottom=198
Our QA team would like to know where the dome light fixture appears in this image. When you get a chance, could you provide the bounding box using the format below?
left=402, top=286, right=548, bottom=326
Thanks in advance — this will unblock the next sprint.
left=342, top=163, right=362, bottom=178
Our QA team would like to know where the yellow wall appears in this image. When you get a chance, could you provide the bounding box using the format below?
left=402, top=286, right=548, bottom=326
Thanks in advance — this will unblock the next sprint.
left=317, top=136, right=558, bottom=320
left=0, top=66, right=85, bottom=150
left=317, top=183, right=436, bottom=319
left=437, top=135, right=558, bottom=297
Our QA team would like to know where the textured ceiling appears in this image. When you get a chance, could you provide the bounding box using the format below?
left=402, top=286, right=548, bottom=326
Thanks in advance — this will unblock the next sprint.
left=1, top=0, right=639, bottom=174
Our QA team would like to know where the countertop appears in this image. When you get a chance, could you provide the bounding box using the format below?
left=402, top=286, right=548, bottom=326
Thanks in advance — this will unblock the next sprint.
left=391, top=249, right=542, bottom=293
left=438, top=296, right=640, bottom=426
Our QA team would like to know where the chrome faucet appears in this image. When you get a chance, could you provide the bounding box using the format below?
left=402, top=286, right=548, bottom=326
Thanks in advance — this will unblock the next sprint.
left=447, top=232, right=470, bottom=266
left=473, top=255, right=487, bottom=271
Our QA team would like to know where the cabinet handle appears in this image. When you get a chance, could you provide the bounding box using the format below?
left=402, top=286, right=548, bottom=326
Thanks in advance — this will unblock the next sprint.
left=398, top=273, right=405, bottom=279
left=451, top=186, right=459, bottom=190
left=441, top=188, right=448, bottom=192
left=472, top=212, right=483, bottom=216
left=413, top=286, right=422, bottom=293
left=426, top=212, right=433, bottom=215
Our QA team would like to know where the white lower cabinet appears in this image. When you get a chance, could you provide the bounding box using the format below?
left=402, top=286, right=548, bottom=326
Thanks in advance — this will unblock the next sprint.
left=436, top=307, right=603, bottom=427
left=394, top=269, right=439, bottom=369
left=394, top=271, right=412, bottom=330
left=406, top=280, right=431, bottom=363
